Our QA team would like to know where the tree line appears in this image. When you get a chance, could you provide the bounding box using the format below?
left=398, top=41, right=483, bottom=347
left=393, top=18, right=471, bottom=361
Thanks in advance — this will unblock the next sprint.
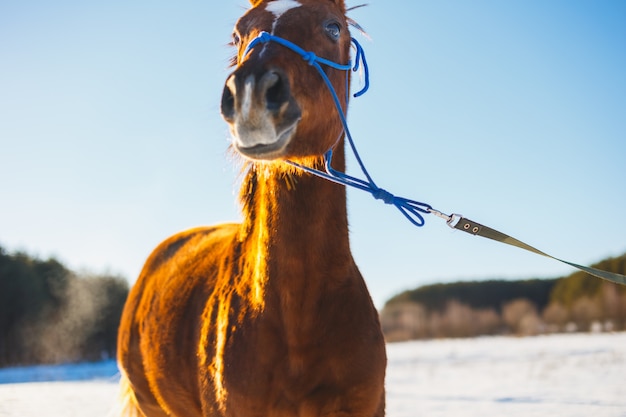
left=381, top=253, right=626, bottom=342
left=2, top=244, right=624, bottom=365
left=0, top=245, right=128, bottom=367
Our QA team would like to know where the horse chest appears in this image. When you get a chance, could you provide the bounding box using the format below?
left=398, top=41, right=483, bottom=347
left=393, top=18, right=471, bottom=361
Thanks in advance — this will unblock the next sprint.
left=220, top=292, right=378, bottom=398
left=222, top=331, right=349, bottom=416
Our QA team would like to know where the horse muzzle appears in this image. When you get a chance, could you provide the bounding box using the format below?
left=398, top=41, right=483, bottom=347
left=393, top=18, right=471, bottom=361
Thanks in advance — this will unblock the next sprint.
left=221, top=68, right=302, bottom=160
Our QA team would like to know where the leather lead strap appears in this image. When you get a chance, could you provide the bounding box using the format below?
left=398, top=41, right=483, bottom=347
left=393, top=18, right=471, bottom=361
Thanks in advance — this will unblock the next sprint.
left=453, top=217, right=626, bottom=286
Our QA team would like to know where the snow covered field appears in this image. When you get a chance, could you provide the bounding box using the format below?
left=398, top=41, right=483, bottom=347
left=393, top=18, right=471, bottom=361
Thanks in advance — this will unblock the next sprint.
left=387, top=332, right=626, bottom=417
left=1, top=332, right=624, bottom=417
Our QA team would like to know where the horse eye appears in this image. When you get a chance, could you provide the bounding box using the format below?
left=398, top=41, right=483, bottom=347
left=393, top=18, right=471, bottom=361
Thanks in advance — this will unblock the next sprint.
left=232, top=33, right=241, bottom=46
left=324, top=22, right=341, bottom=41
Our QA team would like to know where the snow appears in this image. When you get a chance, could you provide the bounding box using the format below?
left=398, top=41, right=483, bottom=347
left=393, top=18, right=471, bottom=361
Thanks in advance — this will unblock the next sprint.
left=386, top=332, right=626, bottom=417
left=0, top=382, right=120, bottom=417
left=1, top=333, right=625, bottom=417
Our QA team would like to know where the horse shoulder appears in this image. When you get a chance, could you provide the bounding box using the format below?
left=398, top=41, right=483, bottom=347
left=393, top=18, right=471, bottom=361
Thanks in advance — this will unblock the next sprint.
left=118, top=223, right=241, bottom=417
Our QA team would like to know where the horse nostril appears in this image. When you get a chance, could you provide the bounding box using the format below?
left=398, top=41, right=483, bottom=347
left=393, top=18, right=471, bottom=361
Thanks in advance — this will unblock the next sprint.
left=221, top=77, right=236, bottom=121
left=262, top=71, right=288, bottom=111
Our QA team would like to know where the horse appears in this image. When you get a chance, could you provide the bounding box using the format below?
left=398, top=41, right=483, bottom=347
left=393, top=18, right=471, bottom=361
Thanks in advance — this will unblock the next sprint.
left=116, top=0, right=386, bottom=415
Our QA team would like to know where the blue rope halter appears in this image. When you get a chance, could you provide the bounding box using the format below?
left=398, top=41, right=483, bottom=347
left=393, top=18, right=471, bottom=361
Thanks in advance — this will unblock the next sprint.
left=242, top=31, right=626, bottom=287
left=244, top=31, right=432, bottom=227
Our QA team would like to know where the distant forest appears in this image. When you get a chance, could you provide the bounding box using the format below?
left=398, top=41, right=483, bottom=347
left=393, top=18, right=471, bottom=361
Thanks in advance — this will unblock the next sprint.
left=1, top=244, right=625, bottom=367
left=381, top=253, right=626, bottom=342
left=0, top=246, right=128, bottom=367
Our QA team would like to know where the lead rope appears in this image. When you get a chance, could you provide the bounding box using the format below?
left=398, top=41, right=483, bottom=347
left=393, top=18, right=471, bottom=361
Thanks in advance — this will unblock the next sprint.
left=244, top=31, right=626, bottom=286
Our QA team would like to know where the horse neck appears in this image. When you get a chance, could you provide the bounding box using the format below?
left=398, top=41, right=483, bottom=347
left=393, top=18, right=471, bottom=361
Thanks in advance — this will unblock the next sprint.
left=238, top=144, right=353, bottom=308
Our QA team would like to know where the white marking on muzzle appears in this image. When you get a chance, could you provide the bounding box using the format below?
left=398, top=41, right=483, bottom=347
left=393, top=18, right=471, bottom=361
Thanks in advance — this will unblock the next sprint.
left=242, top=75, right=254, bottom=119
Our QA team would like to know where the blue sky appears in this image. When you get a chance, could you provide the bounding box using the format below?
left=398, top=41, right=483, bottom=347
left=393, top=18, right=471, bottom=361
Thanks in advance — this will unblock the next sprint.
left=1, top=1, right=625, bottom=307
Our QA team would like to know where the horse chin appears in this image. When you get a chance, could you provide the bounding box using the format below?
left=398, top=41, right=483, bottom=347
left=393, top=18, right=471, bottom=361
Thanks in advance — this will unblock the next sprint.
left=232, top=121, right=298, bottom=161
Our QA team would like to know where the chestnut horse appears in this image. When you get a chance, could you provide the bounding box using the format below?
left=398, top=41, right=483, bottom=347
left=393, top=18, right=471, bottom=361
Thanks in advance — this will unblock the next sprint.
left=117, top=0, right=386, bottom=416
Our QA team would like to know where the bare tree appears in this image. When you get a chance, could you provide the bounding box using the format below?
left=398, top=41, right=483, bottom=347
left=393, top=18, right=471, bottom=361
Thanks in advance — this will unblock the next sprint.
left=542, top=302, right=569, bottom=332
left=502, top=298, right=542, bottom=336
left=380, top=302, right=429, bottom=342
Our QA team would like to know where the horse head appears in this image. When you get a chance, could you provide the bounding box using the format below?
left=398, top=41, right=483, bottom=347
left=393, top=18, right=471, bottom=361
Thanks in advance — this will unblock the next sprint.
left=221, top=0, right=351, bottom=161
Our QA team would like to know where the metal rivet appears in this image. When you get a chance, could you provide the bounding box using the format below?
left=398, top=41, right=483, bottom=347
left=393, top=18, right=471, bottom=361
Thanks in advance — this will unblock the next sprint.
left=473, top=227, right=479, bottom=233
left=463, top=223, right=470, bottom=230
